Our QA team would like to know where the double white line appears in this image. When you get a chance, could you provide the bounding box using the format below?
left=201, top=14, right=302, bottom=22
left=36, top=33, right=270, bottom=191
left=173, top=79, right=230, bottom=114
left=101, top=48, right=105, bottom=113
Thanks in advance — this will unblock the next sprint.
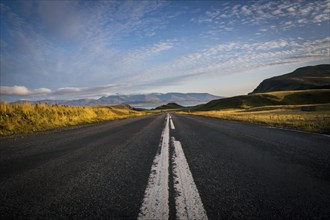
left=138, top=114, right=208, bottom=220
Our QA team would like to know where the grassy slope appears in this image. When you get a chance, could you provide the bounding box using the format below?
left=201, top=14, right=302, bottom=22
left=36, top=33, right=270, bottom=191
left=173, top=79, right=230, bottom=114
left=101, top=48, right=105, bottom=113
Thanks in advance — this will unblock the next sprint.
left=155, top=102, right=184, bottom=110
left=193, top=89, right=330, bottom=111
left=183, top=89, right=330, bottom=134
left=0, top=103, right=146, bottom=136
left=184, top=64, right=330, bottom=133
left=252, top=64, right=330, bottom=93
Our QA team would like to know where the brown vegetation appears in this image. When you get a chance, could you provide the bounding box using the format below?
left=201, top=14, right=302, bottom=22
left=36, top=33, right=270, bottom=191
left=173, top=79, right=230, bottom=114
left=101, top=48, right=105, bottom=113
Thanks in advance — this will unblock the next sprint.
left=0, top=102, right=145, bottom=136
left=182, top=103, right=330, bottom=134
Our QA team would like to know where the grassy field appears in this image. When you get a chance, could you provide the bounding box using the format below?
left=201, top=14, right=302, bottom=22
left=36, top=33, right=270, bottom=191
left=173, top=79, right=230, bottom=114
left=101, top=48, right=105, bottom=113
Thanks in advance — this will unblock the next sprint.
left=0, top=102, right=146, bottom=136
left=182, top=103, right=330, bottom=134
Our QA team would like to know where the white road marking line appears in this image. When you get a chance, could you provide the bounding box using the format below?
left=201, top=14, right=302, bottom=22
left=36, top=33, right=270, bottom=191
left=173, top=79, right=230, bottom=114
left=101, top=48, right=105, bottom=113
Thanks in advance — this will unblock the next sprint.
left=170, top=118, right=175, bottom=130
left=138, top=114, right=170, bottom=220
left=171, top=137, right=208, bottom=220
left=139, top=114, right=208, bottom=220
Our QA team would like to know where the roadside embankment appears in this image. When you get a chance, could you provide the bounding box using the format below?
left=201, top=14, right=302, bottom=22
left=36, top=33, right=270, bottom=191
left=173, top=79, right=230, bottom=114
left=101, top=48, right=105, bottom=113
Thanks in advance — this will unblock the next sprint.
left=0, top=102, right=146, bottom=136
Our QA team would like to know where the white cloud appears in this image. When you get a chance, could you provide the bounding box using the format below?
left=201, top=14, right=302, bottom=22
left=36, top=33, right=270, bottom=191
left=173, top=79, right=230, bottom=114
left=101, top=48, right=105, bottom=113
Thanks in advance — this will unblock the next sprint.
left=133, top=37, right=330, bottom=87
left=54, top=84, right=130, bottom=96
left=1, top=0, right=174, bottom=89
left=0, top=86, right=30, bottom=96
left=192, top=0, right=330, bottom=33
left=0, top=86, right=51, bottom=96
left=120, top=41, right=173, bottom=66
left=254, top=40, right=290, bottom=50
left=150, top=42, right=173, bottom=53
left=0, top=84, right=130, bottom=97
left=1, top=1, right=329, bottom=99
left=4, top=36, right=326, bottom=98
left=34, top=88, right=52, bottom=95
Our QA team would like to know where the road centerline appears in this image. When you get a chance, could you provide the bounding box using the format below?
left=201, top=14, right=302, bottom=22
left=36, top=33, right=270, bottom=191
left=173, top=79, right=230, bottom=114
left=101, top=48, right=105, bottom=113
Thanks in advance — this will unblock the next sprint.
left=138, top=114, right=208, bottom=220
left=171, top=137, right=208, bottom=220
left=138, top=114, right=170, bottom=220
left=170, top=118, right=176, bottom=130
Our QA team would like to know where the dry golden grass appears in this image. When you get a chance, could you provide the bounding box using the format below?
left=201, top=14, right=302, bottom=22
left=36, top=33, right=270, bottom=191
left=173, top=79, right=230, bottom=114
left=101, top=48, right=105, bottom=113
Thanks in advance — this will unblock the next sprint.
left=0, top=102, right=146, bottom=136
left=182, top=103, right=330, bottom=134
left=253, top=89, right=326, bottom=101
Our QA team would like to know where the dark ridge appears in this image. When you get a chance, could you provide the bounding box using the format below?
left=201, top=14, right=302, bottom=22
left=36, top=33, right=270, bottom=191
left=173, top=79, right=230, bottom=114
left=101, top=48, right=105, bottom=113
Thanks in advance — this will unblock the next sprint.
left=155, top=103, right=184, bottom=110
left=251, top=64, right=330, bottom=94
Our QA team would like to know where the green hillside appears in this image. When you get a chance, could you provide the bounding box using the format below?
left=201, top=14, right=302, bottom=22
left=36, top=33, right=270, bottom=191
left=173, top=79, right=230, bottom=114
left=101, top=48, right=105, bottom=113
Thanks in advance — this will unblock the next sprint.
left=184, top=64, right=330, bottom=134
left=155, top=102, right=183, bottom=110
left=251, top=64, right=330, bottom=93
left=193, top=89, right=330, bottom=111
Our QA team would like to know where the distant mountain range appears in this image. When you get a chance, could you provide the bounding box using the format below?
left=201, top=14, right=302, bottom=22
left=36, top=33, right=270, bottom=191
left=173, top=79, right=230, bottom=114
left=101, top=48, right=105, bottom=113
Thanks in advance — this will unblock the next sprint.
left=15, top=93, right=222, bottom=107
left=251, top=64, right=330, bottom=94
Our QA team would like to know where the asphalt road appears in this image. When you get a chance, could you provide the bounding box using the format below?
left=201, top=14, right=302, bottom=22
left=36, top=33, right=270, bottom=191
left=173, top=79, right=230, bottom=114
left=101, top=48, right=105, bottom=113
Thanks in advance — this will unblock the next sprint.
left=1, top=113, right=329, bottom=219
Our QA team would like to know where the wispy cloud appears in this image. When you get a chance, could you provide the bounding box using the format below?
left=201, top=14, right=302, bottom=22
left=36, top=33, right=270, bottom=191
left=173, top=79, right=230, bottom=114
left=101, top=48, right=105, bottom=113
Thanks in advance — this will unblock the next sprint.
left=134, top=37, right=330, bottom=88
left=0, top=83, right=131, bottom=97
left=119, top=41, right=174, bottom=67
left=0, top=37, right=330, bottom=97
left=192, top=0, right=330, bottom=35
left=0, top=0, right=172, bottom=88
left=1, top=86, right=51, bottom=96
left=1, top=0, right=329, bottom=100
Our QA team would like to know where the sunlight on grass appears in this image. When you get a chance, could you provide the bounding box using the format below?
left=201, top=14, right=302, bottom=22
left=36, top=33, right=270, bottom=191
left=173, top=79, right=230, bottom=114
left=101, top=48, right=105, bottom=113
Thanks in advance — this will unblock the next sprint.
left=194, top=89, right=330, bottom=111
left=0, top=102, right=146, bottom=136
left=182, top=104, right=330, bottom=134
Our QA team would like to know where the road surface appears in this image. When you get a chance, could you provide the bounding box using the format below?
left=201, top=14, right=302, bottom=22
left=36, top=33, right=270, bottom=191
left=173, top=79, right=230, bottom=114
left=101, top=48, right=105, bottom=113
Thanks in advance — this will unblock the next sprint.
left=1, top=113, right=329, bottom=219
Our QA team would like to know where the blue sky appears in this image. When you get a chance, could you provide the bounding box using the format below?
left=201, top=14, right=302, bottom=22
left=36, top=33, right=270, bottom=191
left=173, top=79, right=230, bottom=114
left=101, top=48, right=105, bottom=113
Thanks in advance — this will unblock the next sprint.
left=1, top=0, right=329, bottom=101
